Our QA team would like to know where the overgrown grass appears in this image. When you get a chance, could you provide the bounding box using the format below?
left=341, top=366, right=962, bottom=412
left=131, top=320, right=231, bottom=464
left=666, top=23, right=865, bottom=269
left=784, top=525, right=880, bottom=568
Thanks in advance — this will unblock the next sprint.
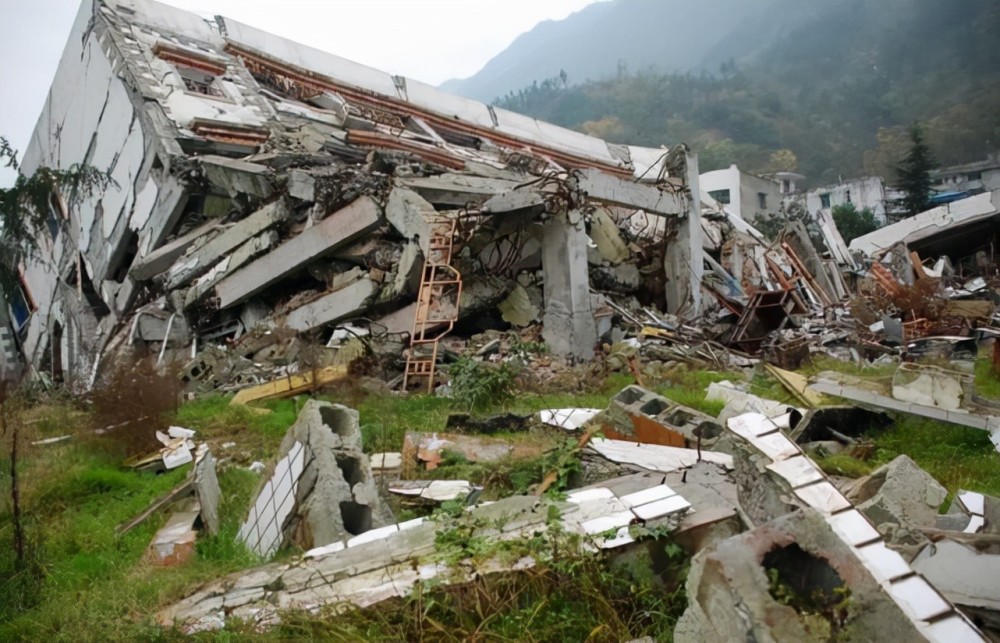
left=974, top=356, right=1000, bottom=400
left=869, top=415, right=1000, bottom=497
left=651, top=368, right=734, bottom=416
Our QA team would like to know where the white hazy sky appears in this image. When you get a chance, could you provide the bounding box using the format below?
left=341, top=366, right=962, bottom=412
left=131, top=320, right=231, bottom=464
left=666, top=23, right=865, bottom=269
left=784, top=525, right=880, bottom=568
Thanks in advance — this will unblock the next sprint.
left=0, top=0, right=605, bottom=185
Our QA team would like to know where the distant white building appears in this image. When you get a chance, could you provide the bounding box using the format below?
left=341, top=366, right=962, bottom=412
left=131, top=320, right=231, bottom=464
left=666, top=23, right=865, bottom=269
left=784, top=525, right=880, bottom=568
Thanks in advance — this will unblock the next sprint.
left=700, top=164, right=781, bottom=222
left=931, top=156, right=1000, bottom=194
left=805, top=176, right=900, bottom=223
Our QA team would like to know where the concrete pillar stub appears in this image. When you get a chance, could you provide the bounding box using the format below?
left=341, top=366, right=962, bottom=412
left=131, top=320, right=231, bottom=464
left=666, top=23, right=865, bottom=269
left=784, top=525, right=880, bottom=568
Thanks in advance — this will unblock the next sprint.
left=663, top=150, right=703, bottom=316
left=541, top=210, right=596, bottom=360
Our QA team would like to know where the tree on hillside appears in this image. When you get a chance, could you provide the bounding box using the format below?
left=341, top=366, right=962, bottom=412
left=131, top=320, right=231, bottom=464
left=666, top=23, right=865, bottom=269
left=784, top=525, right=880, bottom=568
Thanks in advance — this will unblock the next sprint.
left=895, top=124, right=935, bottom=218
left=832, top=203, right=878, bottom=243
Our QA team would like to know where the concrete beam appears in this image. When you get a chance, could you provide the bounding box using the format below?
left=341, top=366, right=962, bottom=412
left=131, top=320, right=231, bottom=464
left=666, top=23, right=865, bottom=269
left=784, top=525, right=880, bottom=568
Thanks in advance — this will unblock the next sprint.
left=184, top=231, right=279, bottom=309
left=214, top=196, right=382, bottom=310
left=130, top=219, right=226, bottom=281
left=541, top=211, right=596, bottom=360
left=285, top=278, right=377, bottom=332
left=384, top=188, right=432, bottom=254
left=396, top=174, right=521, bottom=207
left=199, top=155, right=274, bottom=198
left=575, top=168, right=687, bottom=216
left=165, top=199, right=289, bottom=290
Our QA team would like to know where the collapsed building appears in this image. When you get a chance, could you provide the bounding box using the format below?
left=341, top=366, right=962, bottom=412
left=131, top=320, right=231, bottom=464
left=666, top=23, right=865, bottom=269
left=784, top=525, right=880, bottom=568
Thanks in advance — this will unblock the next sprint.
left=13, top=0, right=705, bottom=391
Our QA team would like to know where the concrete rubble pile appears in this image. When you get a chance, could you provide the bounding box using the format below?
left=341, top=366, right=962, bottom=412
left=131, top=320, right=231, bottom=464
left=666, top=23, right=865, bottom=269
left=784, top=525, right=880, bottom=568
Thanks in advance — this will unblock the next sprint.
left=153, top=385, right=997, bottom=641
left=15, top=0, right=1000, bottom=412
left=13, top=0, right=712, bottom=397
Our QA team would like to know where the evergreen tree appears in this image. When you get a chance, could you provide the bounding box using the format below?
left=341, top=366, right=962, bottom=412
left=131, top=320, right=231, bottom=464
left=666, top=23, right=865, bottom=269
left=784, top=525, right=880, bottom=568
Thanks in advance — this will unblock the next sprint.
left=895, top=124, right=935, bottom=218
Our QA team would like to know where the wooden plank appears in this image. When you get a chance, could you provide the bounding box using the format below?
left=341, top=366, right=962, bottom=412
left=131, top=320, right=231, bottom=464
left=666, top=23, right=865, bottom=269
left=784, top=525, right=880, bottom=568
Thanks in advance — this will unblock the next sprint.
left=910, top=251, right=928, bottom=280
left=764, top=363, right=825, bottom=408
left=229, top=365, right=348, bottom=406
left=116, top=479, right=194, bottom=536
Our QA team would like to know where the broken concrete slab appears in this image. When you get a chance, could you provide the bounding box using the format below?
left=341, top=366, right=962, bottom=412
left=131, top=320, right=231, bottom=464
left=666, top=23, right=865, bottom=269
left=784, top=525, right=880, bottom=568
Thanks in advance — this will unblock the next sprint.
left=912, top=539, right=1000, bottom=635
left=284, top=277, right=378, bottom=332
left=842, top=455, right=948, bottom=530
left=166, top=199, right=290, bottom=290
left=397, top=173, right=521, bottom=207
left=183, top=230, right=278, bottom=309
left=199, top=155, right=274, bottom=199
left=148, top=499, right=200, bottom=567
left=674, top=508, right=947, bottom=643
left=892, top=364, right=967, bottom=411
left=214, top=196, right=382, bottom=309
left=130, top=218, right=226, bottom=281
left=388, top=480, right=479, bottom=503
left=287, top=168, right=315, bottom=201
left=402, top=431, right=551, bottom=472
left=587, top=438, right=733, bottom=473
left=193, top=446, right=220, bottom=536
left=384, top=187, right=433, bottom=254
left=589, top=207, right=629, bottom=264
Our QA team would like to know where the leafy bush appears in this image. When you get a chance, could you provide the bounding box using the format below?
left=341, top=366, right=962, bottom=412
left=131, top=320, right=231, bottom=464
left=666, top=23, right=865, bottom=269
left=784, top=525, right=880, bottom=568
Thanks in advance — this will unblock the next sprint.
left=448, top=357, right=519, bottom=411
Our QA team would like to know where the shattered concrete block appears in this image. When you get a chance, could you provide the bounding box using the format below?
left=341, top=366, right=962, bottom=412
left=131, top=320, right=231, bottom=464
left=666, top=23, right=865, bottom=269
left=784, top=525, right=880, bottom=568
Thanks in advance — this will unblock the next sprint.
left=287, top=169, right=316, bottom=201
left=386, top=241, right=422, bottom=299
left=166, top=199, right=290, bottom=289
left=275, top=401, right=394, bottom=549
left=912, top=539, right=1000, bottom=632
left=384, top=187, right=433, bottom=254
left=193, top=446, right=221, bottom=536
left=675, top=509, right=931, bottom=643
left=215, top=196, right=382, bottom=309
left=135, top=311, right=191, bottom=344
left=594, top=385, right=723, bottom=448
left=199, top=155, right=274, bottom=198
left=842, top=455, right=948, bottom=530
left=284, top=277, right=377, bottom=332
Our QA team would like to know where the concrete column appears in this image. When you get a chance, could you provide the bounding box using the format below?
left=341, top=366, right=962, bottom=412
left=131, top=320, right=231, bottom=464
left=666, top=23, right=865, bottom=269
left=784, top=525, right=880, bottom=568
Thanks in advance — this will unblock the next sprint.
left=664, top=150, right=703, bottom=316
left=541, top=210, right=596, bottom=360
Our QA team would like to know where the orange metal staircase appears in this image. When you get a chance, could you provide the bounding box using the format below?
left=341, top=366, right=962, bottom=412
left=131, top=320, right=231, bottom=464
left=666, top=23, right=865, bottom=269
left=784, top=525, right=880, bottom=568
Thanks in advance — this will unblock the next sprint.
left=403, top=217, right=462, bottom=393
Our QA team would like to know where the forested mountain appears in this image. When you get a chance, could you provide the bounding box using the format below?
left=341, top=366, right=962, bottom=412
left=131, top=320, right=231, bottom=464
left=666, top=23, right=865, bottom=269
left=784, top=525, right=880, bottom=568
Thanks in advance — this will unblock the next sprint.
left=461, top=0, right=1000, bottom=186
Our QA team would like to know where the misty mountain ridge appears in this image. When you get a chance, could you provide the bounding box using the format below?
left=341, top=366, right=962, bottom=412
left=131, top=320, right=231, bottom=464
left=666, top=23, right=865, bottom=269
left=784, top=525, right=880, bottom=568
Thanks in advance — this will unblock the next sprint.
left=442, top=0, right=1000, bottom=185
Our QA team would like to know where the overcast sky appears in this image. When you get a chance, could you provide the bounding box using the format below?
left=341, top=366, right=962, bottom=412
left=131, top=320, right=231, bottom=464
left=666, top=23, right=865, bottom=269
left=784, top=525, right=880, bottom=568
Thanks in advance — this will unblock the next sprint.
left=0, top=0, right=604, bottom=185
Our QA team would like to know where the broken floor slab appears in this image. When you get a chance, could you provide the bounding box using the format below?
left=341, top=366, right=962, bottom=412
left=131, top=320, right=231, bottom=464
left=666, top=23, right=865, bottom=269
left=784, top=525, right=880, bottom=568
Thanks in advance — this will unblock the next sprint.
left=166, top=199, right=290, bottom=290
left=199, top=155, right=275, bottom=199
left=283, top=277, right=378, bottom=332
left=809, top=374, right=1000, bottom=452
left=159, top=474, right=701, bottom=633
left=912, top=539, right=1000, bottom=636
left=215, top=196, right=383, bottom=309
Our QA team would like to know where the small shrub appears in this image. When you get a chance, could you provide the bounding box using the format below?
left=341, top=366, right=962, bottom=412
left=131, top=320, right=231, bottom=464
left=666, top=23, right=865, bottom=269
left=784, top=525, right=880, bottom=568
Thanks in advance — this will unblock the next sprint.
left=449, top=356, right=519, bottom=411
